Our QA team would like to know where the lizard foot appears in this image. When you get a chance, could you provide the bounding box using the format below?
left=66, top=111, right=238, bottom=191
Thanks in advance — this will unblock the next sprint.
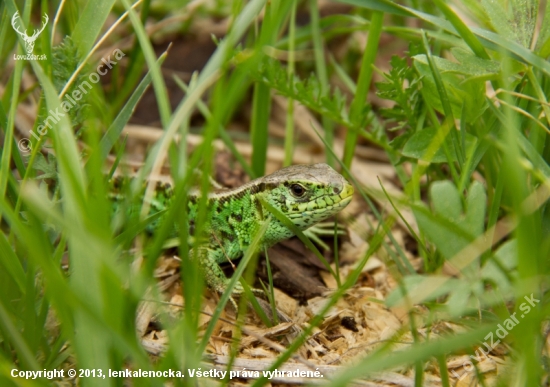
left=303, top=221, right=346, bottom=250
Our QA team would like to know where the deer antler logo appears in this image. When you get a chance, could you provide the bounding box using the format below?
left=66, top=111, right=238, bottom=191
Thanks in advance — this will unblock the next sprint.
left=11, top=12, right=49, bottom=54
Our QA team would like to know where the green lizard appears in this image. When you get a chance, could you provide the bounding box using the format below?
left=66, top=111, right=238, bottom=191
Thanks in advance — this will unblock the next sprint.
left=113, top=163, right=354, bottom=295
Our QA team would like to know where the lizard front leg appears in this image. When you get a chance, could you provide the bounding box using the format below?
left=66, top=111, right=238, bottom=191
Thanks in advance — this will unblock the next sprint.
left=193, top=247, right=264, bottom=310
left=195, top=246, right=245, bottom=295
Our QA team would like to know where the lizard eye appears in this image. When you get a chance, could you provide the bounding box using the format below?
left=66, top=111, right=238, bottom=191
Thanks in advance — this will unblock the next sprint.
left=290, top=184, right=306, bottom=197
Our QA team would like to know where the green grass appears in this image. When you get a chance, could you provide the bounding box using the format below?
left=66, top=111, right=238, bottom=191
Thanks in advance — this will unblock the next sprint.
left=0, top=0, right=549, bottom=386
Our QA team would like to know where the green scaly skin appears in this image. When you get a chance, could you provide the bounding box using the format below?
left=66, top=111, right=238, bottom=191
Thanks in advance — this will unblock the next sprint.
left=113, top=163, right=354, bottom=294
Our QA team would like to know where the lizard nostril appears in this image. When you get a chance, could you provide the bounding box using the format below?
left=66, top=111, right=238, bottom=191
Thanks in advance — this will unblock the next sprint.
left=333, top=186, right=341, bottom=194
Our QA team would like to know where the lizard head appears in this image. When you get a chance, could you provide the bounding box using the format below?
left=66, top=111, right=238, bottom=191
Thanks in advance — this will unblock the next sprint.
left=259, top=163, right=354, bottom=230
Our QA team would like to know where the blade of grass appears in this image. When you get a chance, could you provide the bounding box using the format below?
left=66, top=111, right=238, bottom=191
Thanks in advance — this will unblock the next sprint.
left=309, top=0, right=335, bottom=167
left=0, top=2, right=27, bottom=225
left=120, top=0, right=171, bottom=127
left=343, top=11, right=383, bottom=170
left=421, top=31, right=463, bottom=171
left=250, top=0, right=296, bottom=174
left=377, top=176, right=428, bottom=258
left=17, top=185, right=155, bottom=371
left=432, top=0, right=490, bottom=60
left=173, top=75, right=255, bottom=178
left=0, top=231, right=25, bottom=293
left=283, top=0, right=297, bottom=167
left=337, top=0, right=550, bottom=75
left=251, top=82, right=271, bottom=176
left=61, top=0, right=143, bottom=98
left=107, top=135, right=128, bottom=179
left=498, top=56, right=542, bottom=385
left=71, top=0, right=117, bottom=58
left=0, top=300, right=41, bottom=370
left=137, top=0, right=267, bottom=224
left=99, top=49, right=168, bottom=160
left=109, top=0, right=150, bottom=113
left=487, top=98, right=550, bottom=178
left=239, top=280, right=273, bottom=327
left=311, top=122, right=416, bottom=275
left=263, top=249, right=279, bottom=325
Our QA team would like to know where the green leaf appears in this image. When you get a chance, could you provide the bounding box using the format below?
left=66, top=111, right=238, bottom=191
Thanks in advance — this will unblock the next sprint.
left=482, top=240, right=518, bottom=295
left=445, top=279, right=482, bottom=315
left=464, top=180, right=486, bottom=237
left=481, top=0, right=537, bottom=48
left=431, top=181, right=462, bottom=221
left=414, top=50, right=499, bottom=77
left=32, top=153, right=58, bottom=180
left=413, top=181, right=486, bottom=261
left=253, top=57, right=356, bottom=127
left=402, top=127, right=477, bottom=163
left=386, top=275, right=460, bottom=306
left=376, top=53, right=423, bottom=132
left=413, top=54, right=491, bottom=123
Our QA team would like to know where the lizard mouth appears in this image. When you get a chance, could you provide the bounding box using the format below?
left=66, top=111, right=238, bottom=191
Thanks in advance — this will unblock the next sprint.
left=339, top=183, right=354, bottom=200
left=330, top=182, right=354, bottom=205
left=325, top=183, right=354, bottom=212
left=287, top=182, right=354, bottom=219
